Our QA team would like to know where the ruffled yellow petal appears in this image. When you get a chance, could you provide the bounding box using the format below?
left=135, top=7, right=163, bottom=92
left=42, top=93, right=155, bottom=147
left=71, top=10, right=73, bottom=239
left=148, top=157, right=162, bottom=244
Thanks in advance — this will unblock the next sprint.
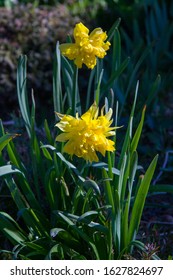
left=59, top=22, right=111, bottom=69
left=81, top=102, right=98, bottom=121
left=82, top=54, right=97, bottom=69
left=73, top=22, right=89, bottom=44
left=59, top=43, right=79, bottom=60
left=55, top=103, right=119, bottom=163
left=55, top=133, right=70, bottom=142
left=89, top=28, right=107, bottom=40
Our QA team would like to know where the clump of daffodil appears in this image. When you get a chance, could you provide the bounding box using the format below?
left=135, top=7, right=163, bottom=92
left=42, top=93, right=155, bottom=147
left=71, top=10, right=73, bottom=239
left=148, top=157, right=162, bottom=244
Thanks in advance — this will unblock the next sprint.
left=59, top=22, right=111, bottom=69
left=55, top=103, right=117, bottom=163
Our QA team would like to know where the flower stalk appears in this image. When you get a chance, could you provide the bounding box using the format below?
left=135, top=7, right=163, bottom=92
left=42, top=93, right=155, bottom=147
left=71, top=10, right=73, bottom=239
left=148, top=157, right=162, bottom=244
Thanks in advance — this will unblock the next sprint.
left=72, top=66, right=78, bottom=116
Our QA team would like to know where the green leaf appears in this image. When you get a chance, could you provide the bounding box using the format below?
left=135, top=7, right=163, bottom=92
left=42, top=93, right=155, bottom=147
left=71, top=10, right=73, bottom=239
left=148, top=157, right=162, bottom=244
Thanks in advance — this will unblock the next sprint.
left=50, top=227, right=66, bottom=238
left=121, top=193, right=130, bottom=250
left=128, top=151, right=138, bottom=191
left=83, top=179, right=101, bottom=195
left=121, top=151, right=138, bottom=250
left=17, top=55, right=31, bottom=137
left=117, top=153, right=127, bottom=200
left=0, top=134, right=18, bottom=153
left=56, top=152, right=76, bottom=170
left=19, top=208, right=50, bottom=238
left=54, top=211, right=100, bottom=259
left=44, top=119, right=54, bottom=145
left=131, top=105, right=146, bottom=153
left=56, top=152, right=85, bottom=182
left=24, top=241, right=48, bottom=256
left=118, top=81, right=139, bottom=169
left=93, top=232, right=109, bottom=260
left=53, top=42, right=63, bottom=115
left=143, top=74, right=161, bottom=109
left=112, top=27, right=121, bottom=74
left=128, top=155, right=158, bottom=243
left=41, top=144, right=53, bottom=161
left=46, top=244, right=65, bottom=260
left=61, top=55, right=74, bottom=109
left=86, top=68, right=95, bottom=110
left=41, top=144, right=56, bottom=153
left=95, top=69, right=104, bottom=105
left=107, top=18, right=121, bottom=42
left=4, top=177, right=27, bottom=211
left=4, top=171, right=43, bottom=214
left=77, top=211, right=98, bottom=223
left=92, top=162, right=120, bottom=176
left=71, top=64, right=79, bottom=116
left=102, top=169, right=115, bottom=214
left=7, top=141, right=26, bottom=175
left=0, top=212, right=26, bottom=245
left=112, top=190, right=121, bottom=256
left=0, top=165, right=25, bottom=177
left=50, top=227, right=81, bottom=249
left=44, top=168, right=58, bottom=210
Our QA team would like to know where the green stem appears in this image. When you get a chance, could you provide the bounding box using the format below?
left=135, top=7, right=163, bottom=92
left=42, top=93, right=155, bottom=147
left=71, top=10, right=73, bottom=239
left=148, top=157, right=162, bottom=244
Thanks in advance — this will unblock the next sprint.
left=72, top=66, right=78, bottom=116
left=95, top=69, right=104, bottom=106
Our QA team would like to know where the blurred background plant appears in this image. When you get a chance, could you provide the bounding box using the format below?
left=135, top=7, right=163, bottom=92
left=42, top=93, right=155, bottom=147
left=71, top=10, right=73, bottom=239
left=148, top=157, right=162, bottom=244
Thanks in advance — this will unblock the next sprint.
left=0, top=0, right=173, bottom=259
left=0, top=1, right=80, bottom=122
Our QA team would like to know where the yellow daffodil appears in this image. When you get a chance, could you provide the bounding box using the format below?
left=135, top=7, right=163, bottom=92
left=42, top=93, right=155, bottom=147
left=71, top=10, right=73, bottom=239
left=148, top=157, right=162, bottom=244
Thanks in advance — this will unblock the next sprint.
left=55, top=103, right=117, bottom=163
left=59, top=22, right=111, bottom=69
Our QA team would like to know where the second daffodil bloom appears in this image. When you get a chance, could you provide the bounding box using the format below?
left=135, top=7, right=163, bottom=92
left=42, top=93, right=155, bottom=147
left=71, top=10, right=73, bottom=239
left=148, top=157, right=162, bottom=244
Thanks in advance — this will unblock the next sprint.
left=59, top=22, right=111, bottom=69
left=55, top=103, right=117, bottom=163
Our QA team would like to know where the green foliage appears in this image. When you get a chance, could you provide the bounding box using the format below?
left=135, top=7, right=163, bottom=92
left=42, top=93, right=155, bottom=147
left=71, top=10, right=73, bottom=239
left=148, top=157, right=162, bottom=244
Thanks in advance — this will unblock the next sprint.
left=95, top=0, right=173, bottom=165
left=0, top=12, right=173, bottom=260
left=67, top=0, right=107, bottom=19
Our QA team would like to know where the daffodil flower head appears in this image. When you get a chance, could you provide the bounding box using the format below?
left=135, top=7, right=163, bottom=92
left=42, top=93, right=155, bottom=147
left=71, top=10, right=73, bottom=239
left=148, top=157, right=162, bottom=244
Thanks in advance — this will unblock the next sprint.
left=59, top=22, right=111, bottom=69
left=55, top=103, right=117, bottom=163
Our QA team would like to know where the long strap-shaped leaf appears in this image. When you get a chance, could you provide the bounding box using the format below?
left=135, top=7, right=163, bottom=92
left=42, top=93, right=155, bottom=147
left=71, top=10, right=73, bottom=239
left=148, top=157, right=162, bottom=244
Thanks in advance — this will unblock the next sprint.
left=0, top=133, right=18, bottom=153
left=128, top=154, right=158, bottom=244
left=130, top=105, right=146, bottom=153
left=0, top=212, right=27, bottom=245
left=17, top=55, right=31, bottom=138
left=0, top=164, right=25, bottom=177
left=53, top=42, right=63, bottom=115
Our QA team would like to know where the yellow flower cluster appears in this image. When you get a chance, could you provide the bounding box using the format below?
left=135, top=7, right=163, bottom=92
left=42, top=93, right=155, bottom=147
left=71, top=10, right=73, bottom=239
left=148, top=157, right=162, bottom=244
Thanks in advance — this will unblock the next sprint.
left=59, top=22, right=111, bottom=69
left=55, top=103, right=116, bottom=163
